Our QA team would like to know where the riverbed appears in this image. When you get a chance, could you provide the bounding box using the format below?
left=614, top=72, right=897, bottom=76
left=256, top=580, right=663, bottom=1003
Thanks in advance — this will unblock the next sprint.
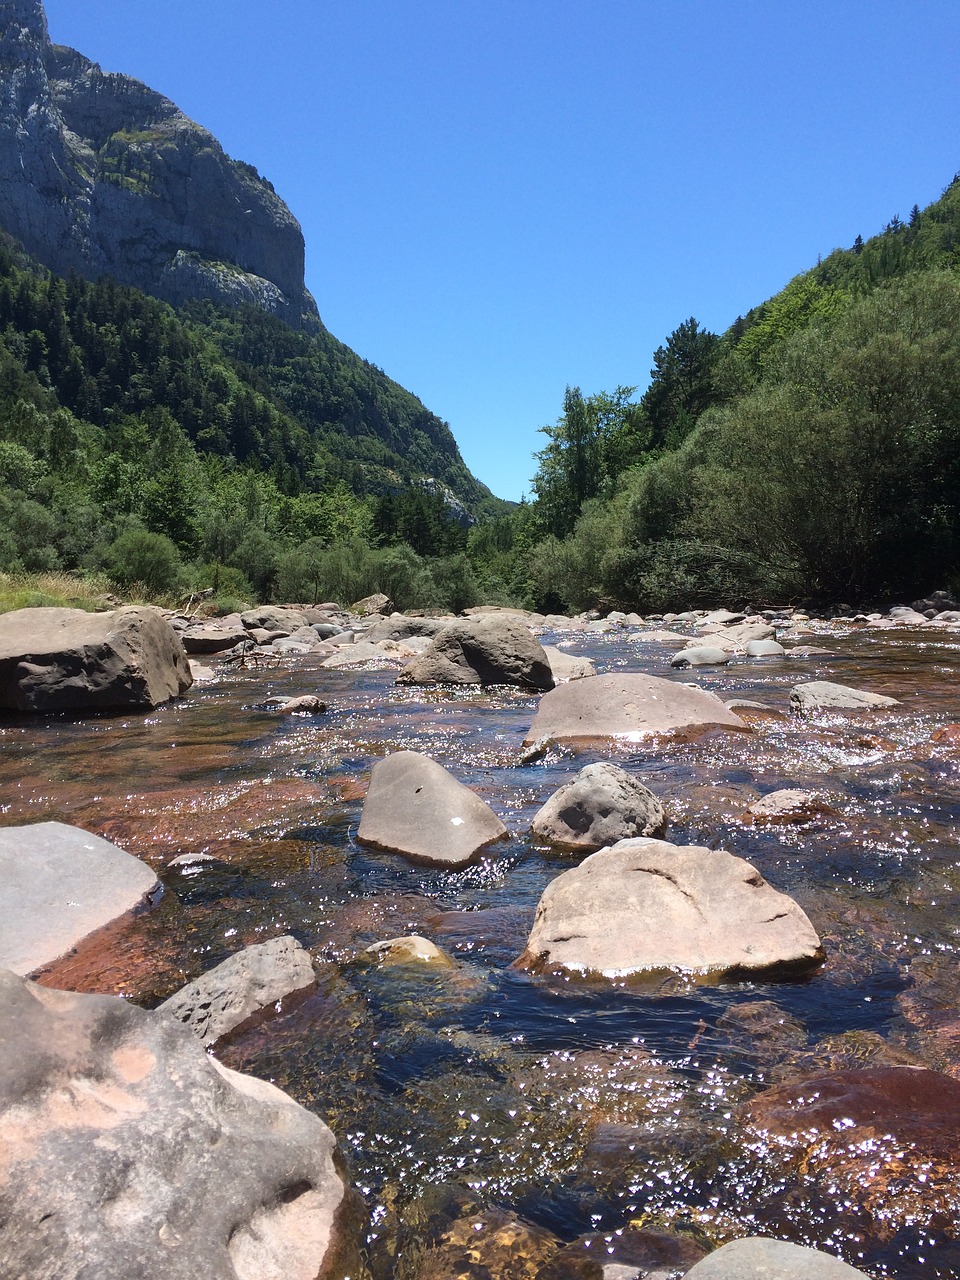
left=5, top=618, right=960, bottom=1278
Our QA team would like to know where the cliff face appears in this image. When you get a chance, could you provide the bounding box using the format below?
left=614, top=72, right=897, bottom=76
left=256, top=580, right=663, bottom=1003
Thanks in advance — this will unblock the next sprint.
left=0, top=0, right=319, bottom=328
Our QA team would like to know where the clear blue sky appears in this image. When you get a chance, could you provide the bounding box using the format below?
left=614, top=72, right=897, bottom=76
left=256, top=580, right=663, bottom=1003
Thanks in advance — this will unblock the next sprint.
left=41, top=1, right=960, bottom=501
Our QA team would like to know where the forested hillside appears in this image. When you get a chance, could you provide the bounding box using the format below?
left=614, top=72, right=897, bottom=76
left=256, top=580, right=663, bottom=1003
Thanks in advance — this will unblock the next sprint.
left=517, top=173, right=960, bottom=612
left=0, top=233, right=511, bottom=610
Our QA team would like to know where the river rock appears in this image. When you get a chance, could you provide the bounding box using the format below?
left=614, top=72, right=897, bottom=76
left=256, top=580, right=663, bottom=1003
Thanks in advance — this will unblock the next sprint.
left=0, top=970, right=358, bottom=1280
left=693, top=621, right=776, bottom=651
left=671, top=645, right=731, bottom=667
left=274, top=694, right=327, bottom=714
left=515, top=837, right=824, bottom=979
left=364, top=935, right=455, bottom=968
left=745, top=638, right=786, bottom=657
left=239, top=606, right=308, bottom=631
left=523, top=673, right=747, bottom=745
left=741, top=1066, right=960, bottom=1246
left=790, top=681, right=900, bottom=712
left=357, top=751, right=508, bottom=868
left=683, top=1238, right=872, bottom=1278
left=540, top=1226, right=706, bottom=1280
left=745, top=788, right=832, bottom=824
left=320, top=640, right=403, bottom=669
left=364, top=614, right=447, bottom=644
left=179, top=624, right=249, bottom=654
left=0, top=821, right=159, bottom=975
left=530, top=762, right=667, bottom=850
left=397, top=614, right=555, bottom=689
left=158, top=935, right=316, bottom=1046
left=350, top=592, right=393, bottom=616
left=0, top=605, right=192, bottom=713
left=542, top=644, right=596, bottom=681
left=696, top=609, right=745, bottom=628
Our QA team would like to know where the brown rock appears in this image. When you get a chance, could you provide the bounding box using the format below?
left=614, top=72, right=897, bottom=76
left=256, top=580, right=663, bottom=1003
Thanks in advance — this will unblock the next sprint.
left=398, top=614, right=555, bottom=689
left=530, top=762, right=667, bottom=850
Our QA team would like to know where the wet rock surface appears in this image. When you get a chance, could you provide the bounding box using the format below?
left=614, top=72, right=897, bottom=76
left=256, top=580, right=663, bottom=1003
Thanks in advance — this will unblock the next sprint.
left=683, top=1237, right=873, bottom=1278
left=398, top=613, right=555, bottom=689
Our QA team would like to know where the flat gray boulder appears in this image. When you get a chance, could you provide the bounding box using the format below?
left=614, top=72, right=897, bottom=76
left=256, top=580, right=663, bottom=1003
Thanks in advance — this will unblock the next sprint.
left=158, top=935, right=316, bottom=1046
left=357, top=750, right=508, bottom=867
left=694, top=621, right=775, bottom=650
left=397, top=613, right=555, bottom=689
left=179, top=624, right=248, bottom=654
left=0, top=606, right=192, bottom=713
left=542, top=645, right=595, bottom=682
left=364, top=614, right=447, bottom=644
left=683, top=1237, right=872, bottom=1278
left=0, top=970, right=358, bottom=1280
left=790, top=681, right=900, bottom=713
left=671, top=645, right=731, bottom=668
left=320, top=640, right=403, bottom=669
left=523, top=673, right=747, bottom=745
left=0, top=821, right=159, bottom=975
left=745, top=638, right=786, bottom=657
left=239, top=605, right=308, bottom=631
left=516, top=837, right=824, bottom=979
left=531, top=762, right=666, bottom=850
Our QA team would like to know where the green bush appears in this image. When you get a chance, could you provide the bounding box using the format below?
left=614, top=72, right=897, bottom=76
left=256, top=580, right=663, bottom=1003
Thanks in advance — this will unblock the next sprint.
left=105, top=528, right=183, bottom=595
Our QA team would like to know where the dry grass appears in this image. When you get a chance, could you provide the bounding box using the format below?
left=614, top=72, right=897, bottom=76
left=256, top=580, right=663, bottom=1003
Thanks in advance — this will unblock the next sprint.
left=0, top=570, right=119, bottom=614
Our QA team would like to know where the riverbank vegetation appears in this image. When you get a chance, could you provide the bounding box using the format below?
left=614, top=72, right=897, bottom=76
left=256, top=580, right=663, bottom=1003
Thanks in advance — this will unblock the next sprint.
left=3, top=177, right=960, bottom=615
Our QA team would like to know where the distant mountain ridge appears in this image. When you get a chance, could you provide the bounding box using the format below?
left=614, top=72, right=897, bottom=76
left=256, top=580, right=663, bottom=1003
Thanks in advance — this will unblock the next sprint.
left=0, top=0, right=317, bottom=328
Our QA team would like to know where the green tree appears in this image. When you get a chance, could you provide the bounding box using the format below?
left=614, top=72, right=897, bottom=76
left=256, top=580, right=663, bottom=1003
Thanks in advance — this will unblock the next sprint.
left=640, top=317, right=722, bottom=449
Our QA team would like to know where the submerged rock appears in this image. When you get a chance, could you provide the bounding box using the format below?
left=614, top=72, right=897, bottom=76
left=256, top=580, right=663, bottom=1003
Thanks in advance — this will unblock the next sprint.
left=158, top=935, right=316, bottom=1046
left=523, top=673, right=747, bottom=745
left=364, top=935, right=455, bottom=968
left=0, top=969, right=360, bottom=1280
left=397, top=613, right=555, bottom=689
left=357, top=750, right=508, bottom=868
left=0, top=821, right=159, bottom=975
left=0, top=605, right=192, bottom=713
left=515, top=837, right=824, bottom=980
left=530, top=762, right=667, bottom=850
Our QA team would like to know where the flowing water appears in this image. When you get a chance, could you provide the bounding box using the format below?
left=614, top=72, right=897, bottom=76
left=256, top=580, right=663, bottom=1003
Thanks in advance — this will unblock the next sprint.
left=6, top=620, right=960, bottom=1277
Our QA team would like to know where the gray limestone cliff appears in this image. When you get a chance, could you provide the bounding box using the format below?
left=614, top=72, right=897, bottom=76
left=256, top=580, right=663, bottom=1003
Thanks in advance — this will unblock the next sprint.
left=0, top=0, right=319, bottom=328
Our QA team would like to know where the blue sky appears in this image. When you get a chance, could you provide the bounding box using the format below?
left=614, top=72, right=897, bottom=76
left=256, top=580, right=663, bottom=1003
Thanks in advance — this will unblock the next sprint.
left=42, top=1, right=960, bottom=501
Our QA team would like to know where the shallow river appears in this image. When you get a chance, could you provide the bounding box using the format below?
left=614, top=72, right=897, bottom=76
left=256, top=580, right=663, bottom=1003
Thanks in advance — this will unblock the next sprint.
left=5, top=619, right=960, bottom=1278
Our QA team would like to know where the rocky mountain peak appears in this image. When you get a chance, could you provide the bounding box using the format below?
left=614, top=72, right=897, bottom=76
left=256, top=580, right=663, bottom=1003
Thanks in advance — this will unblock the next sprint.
left=0, top=0, right=319, bottom=328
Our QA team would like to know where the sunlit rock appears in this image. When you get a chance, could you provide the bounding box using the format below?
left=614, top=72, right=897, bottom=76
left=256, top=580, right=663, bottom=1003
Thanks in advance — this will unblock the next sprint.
left=0, top=969, right=360, bottom=1279
left=790, top=681, right=900, bottom=712
left=0, top=605, right=192, bottom=713
left=515, top=837, right=824, bottom=980
left=684, top=1237, right=872, bottom=1278
left=530, top=762, right=666, bottom=850
left=364, top=935, right=455, bottom=968
left=523, top=673, right=747, bottom=745
left=670, top=645, right=731, bottom=668
left=0, top=821, right=158, bottom=975
left=158, top=935, right=316, bottom=1046
left=357, top=751, right=508, bottom=868
left=397, top=613, right=555, bottom=689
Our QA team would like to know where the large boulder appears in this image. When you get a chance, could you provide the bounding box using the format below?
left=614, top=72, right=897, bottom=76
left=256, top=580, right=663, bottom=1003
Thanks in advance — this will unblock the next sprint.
left=178, top=623, right=249, bottom=654
left=0, top=821, right=159, bottom=975
left=515, top=837, right=824, bottom=980
left=692, top=621, right=776, bottom=651
left=364, top=614, right=447, bottom=644
left=397, top=614, right=555, bottom=689
left=0, top=970, right=359, bottom=1280
left=0, top=606, right=192, bottom=713
left=541, top=645, right=596, bottom=682
left=239, top=606, right=308, bottom=632
left=683, top=1238, right=872, bottom=1279
left=357, top=751, right=508, bottom=868
left=158, top=936, right=316, bottom=1047
left=530, top=762, right=667, bottom=850
left=523, top=673, right=747, bottom=745
left=790, top=681, right=900, bottom=713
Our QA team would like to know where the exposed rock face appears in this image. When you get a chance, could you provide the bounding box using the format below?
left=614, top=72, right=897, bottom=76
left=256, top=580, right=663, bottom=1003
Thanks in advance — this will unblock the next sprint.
left=683, top=1238, right=872, bottom=1279
left=158, top=935, right=316, bottom=1047
left=530, top=762, right=667, bottom=850
left=516, top=837, right=824, bottom=980
left=398, top=614, right=555, bottom=689
left=357, top=750, right=508, bottom=867
left=523, top=673, right=747, bottom=745
left=670, top=645, right=731, bottom=668
left=0, top=969, right=359, bottom=1280
left=0, top=605, right=192, bottom=712
left=0, top=0, right=318, bottom=327
left=0, top=820, right=159, bottom=974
